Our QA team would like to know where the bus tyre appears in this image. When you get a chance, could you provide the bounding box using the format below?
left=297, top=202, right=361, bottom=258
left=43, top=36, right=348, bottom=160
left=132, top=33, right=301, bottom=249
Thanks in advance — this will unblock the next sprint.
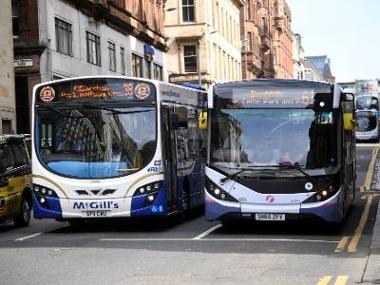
left=68, top=219, right=86, bottom=228
left=221, top=218, right=238, bottom=229
left=14, top=196, right=31, bottom=228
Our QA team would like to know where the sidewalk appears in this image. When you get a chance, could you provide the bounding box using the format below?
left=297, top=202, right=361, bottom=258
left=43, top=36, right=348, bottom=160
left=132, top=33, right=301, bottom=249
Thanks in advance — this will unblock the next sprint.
left=362, top=157, right=380, bottom=284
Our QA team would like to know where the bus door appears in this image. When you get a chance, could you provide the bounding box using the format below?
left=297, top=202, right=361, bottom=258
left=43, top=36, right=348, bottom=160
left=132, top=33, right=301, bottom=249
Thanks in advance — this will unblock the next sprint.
left=161, top=106, right=178, bottom=212
left=342, top=95, right=356, bottom=202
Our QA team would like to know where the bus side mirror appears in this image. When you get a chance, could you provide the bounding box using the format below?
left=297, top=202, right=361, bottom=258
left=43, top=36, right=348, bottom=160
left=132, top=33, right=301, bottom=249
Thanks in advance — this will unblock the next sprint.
left=198, top=111, right=208, bottom=130
left=169, top=114, right=180, bottom=130
left=343, top=113, right=355, bottom=131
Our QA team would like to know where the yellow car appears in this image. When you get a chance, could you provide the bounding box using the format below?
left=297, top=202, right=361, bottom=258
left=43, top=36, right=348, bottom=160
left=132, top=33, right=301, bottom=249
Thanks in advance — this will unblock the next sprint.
left=0, top=135, right=32, bottom=227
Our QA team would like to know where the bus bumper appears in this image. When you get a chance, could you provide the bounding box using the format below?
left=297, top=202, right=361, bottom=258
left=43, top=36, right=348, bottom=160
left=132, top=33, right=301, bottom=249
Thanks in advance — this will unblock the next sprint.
left=356, top=130, right=379, bottom=141
left=205, top=190, right=343, bottom=223
left=33, top=189, right=168, bottom=219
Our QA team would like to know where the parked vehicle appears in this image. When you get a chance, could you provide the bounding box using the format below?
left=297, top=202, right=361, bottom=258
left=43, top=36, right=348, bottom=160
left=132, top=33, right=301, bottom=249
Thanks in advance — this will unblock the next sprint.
left=205, top=79, right=356, bottom=225
left=355, top=94, right=380, bottom=141
left=31, top=76, right=207, bottom=224
left=0, top=135, right=33, bottom=227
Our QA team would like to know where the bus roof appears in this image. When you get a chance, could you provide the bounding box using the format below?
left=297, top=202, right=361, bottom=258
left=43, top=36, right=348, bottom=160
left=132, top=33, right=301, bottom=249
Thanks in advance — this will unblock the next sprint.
left=214, top=79, right=334, bottom=91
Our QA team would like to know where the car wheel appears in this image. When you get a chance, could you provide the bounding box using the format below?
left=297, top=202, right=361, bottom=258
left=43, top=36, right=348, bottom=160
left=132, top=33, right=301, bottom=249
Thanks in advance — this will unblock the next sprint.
left=14, top=197, right=31, bottom=227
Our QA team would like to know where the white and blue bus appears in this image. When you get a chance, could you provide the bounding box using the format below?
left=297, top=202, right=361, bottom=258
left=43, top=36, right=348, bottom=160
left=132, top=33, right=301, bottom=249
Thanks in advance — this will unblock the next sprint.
left=31, top=76, right=207, bottom=224
left=355, top=94, right=380, bottom=141
left=205, top=79, right=356, bottom=224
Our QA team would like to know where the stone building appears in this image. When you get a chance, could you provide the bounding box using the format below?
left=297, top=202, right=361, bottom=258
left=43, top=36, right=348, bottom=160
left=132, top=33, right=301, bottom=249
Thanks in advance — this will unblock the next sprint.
left=292, top=33, right=305, bottom=80
left=304, top=59, right=324, bottom=82
left=12, top=0, right=167, bottom=133
left=240, top=0, right=293, bottom=79
left=164, top=0, right=246, bottom=87
left=0, top=0, right=16, bottom=134
left=271, top=0, right=293, bottom=79
left=304, top=55, right=335, bottom=83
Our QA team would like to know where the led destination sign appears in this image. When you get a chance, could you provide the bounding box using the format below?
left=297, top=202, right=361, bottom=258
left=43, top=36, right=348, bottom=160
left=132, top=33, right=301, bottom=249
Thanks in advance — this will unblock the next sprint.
left=215, top=87, right=332, bottom=109
left=232, top=89, right=315, bottom=106
left=37, top=78, right=155, bottom=103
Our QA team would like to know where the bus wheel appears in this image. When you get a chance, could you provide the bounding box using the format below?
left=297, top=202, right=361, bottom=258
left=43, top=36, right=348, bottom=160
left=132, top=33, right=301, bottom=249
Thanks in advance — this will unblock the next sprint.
left=14, top=196, right=32, bottom=227
left=68, top=219, right=86, bottom=228
left=221, top=219, right=234, bottom=228
left=182, top=190, right=190, bottom=214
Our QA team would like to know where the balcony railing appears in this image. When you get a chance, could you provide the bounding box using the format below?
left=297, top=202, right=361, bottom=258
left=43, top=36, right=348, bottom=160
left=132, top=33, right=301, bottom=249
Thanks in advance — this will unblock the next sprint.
left=243, top=51, right=262, bottom=72
left=274, top=17, right=285, bottom=32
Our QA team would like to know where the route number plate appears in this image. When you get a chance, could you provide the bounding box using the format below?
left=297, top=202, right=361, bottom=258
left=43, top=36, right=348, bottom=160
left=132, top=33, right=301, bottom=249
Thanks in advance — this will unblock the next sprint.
left=255, top=213, right=285, bottom=221
left=83, top=210, right=110, bottom=217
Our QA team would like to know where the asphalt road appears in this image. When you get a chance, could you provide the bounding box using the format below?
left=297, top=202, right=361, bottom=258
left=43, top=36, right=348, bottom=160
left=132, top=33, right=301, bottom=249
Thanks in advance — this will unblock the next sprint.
left=0, top=144, right=379, bottom=285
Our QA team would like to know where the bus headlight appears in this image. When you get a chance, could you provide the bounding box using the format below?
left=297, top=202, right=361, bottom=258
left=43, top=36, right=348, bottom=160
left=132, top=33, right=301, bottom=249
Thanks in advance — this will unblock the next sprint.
left=133, top=181, right=162, bottom=207
left=133, top=181, right=162, bottom=197
left=33, top=184, right=59, bottom=209
left=206, top=179, right=238, bottom=202
left=303, top=185, right=338, bottom=203
left=33, top=184, right=58, bottom=198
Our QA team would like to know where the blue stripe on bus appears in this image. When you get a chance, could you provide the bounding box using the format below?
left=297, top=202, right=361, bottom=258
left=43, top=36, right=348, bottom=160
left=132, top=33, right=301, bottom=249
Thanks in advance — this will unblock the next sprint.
left=32, top=194, right=63, bottom=219
left=131, top=187, right=167, bottom=216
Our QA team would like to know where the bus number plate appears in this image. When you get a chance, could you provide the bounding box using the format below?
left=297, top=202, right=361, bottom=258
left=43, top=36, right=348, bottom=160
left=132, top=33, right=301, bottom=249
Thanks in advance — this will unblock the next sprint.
left=255, top=213, right=285, bottom=221
left=83, top=211, right=110, bottom=217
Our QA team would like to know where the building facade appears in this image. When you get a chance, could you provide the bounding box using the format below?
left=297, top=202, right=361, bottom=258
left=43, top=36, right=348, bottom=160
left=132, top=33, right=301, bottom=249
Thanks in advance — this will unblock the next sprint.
left=303, top=59, right=323, bottom=82
left=292, top=33, right=304, bottom=80
left=240, top=0, right=293, bottom=79
left=304, top=55, right=335, bottom=83
left=271, top=0, right=293, bottom=79
left=0, top=0, right=16, bottom=134
left=165, top=0, right=246, bottom=87
left=13, top=0, right=167, bottom=133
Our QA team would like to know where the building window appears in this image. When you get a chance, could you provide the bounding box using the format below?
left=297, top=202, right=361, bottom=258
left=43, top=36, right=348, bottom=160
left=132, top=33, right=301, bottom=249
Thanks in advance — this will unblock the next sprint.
left=182, top=0, right=195, bottom=22
left=183, top=45, right=197, bottom=73
left=247, top=0, right=251, bottom=20
left=108, top=41, right=116, bottom=72
left=12, top=0, right=20, bottom=37
left=55, top=18, right=72, bottom=56
left=1, top=120, right=12, bottom=134
left=120, top=47, right=126, bottom=75
left=86, top=32, right=101, bottom=66
left=144, top=59, right=152, bottom=79
left=153, top=64, right=163, bottom=80
left=247, top=32, right=253, bottom=51
left=132, top=54, right=143, bottom=78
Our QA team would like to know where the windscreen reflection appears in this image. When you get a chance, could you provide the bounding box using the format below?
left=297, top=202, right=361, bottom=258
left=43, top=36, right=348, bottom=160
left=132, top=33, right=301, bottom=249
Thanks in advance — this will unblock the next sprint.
left=210, top=109, right=337, bottom=172
left=36, top=106, right=156, bottom=178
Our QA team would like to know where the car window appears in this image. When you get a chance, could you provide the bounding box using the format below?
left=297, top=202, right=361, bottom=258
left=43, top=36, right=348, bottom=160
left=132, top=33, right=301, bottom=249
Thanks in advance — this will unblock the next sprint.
left=0, top=144, right=15, bottom=173
left=9, top=142, right=28, bottom=167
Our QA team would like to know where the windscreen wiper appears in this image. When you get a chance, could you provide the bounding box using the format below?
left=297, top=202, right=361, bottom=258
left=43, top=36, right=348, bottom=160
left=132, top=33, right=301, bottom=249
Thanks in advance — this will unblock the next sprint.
left=220, top=169, right=248, bottom=183
left=279, top=161, right=317, bottom=183
left=220, top=166, right=278, bottom=183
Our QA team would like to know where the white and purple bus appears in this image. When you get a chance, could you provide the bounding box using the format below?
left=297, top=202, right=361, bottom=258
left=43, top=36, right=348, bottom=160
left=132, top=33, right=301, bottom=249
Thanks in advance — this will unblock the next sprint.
left=205, top=79, right=356, bottom=225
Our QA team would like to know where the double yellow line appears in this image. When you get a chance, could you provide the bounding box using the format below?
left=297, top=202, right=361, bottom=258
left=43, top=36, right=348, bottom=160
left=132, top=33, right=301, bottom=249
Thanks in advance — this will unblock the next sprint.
left=361, top=147, right=378, bottom=192
left=316, top=275, right=349, bottom=285
left=336, top=145, right=378, bottom=252
left=335, top=195, right=373, bottom=253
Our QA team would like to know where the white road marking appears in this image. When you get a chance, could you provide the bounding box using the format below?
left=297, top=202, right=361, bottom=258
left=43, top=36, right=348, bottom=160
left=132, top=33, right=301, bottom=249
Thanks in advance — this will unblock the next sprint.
left=15, top=232, right=43, bottom=241
left=14, top=225, right=69, bottom=241
left=192, top=224, right=222, bottom=240
left=100, top=237, right=338, bottom=243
